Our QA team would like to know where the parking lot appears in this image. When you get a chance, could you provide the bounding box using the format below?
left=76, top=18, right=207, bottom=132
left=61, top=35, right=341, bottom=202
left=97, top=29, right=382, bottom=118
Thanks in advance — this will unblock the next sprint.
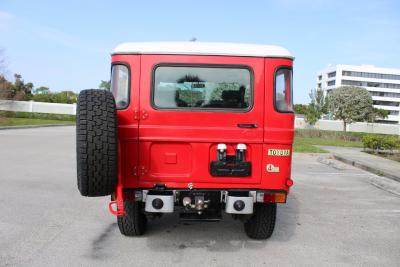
left=0, top=126, right=399, bottom=266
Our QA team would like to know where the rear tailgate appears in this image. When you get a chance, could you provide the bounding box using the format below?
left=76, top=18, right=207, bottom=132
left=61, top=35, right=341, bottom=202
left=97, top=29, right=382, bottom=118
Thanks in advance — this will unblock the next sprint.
left=137, top=54, right=265, bottom=188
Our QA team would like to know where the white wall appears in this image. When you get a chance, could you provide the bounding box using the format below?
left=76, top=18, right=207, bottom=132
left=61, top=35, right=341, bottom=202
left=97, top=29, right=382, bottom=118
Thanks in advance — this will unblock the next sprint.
left=295, top=117, right=399, bottom=135
left=1, top=100, right=399, bottom=135
left=0, top=100, right=76, bottom=115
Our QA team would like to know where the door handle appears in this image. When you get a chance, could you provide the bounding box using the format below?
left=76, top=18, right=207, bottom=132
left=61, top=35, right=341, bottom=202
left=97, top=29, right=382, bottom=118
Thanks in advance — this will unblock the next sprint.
left=237, top=123, right=258, bottom=128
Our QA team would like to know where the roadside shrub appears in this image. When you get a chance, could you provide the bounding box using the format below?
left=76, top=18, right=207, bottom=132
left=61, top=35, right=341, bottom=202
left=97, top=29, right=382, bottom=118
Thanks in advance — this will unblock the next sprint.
left=382, top=137, right=400, bottom=150
left=30, top=91, right=78, bottom=104
left=362, top=135, right=400, bottom=152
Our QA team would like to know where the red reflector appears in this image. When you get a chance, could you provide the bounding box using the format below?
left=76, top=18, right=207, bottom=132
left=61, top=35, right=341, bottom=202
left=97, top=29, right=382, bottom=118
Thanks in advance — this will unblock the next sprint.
left=263, top=193, right=274, bottom=203
left=286, top=179, right=294, bottom=187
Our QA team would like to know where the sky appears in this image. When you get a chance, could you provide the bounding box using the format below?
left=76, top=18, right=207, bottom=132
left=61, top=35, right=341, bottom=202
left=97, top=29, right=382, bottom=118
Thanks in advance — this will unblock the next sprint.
left=1, top=0, right=400, bottom=103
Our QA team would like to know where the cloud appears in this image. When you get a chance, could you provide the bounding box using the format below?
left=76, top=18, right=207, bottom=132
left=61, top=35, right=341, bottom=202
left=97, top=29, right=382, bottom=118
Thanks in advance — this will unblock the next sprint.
left=0, top=10, right=14, bottom=31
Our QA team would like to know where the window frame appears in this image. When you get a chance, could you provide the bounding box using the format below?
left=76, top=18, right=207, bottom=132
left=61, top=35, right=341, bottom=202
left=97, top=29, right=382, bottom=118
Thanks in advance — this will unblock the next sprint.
left=110, top=62, right=131, bottom=110
left=273, top=66, right=294, bottom=113
left=151, top=63, right=254, bottom=113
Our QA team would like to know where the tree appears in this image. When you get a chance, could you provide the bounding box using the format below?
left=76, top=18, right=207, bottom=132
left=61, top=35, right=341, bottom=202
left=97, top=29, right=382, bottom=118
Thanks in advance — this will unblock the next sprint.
left=0, top=49, right=6, bottom=75
left=293, top=104, right=308, bottom=114
left=310, top=88, right=328, bottom=114
left=0, top=73, right=30, bottom=101
left=52, top=91, right=77, bottom=104
left=31, top=90, right=78, bottom=104
left=304, top=104, right=321, bottom=125
left=0, top=50, right=12, bottom=100
left=0, top=74, right=13, bottom=99
left=368, top=108, right=389, bottom=122
left=304, top=89, right=329, bottom=125
left=99, top=80, right=111, bottom=90
left=328, top=86, right=374, bottom=132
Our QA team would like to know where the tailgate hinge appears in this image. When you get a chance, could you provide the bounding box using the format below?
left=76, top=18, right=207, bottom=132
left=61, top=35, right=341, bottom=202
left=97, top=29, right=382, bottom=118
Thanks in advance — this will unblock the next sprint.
left=132, top=166, right=138, bottom=177
left=134, top=108, right=139, bottom=120
left=139, top=166, right=148, bottom=176
left=141, top=109, right=148, bottom=120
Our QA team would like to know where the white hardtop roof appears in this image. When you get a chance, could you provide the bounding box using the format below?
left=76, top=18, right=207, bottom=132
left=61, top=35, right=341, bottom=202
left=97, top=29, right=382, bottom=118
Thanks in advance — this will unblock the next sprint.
left=112, top=42, right=293, bottom=59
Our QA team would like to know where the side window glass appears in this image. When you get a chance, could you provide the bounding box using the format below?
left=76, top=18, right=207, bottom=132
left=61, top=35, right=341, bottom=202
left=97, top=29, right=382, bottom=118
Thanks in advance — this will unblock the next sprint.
left=110, top=64, right=129, bottom=109
left=275, top=68, right=293, bottom=112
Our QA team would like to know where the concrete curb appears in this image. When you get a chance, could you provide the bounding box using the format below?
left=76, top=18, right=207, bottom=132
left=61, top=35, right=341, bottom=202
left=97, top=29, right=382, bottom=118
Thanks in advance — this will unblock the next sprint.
left=331, top=153, right=400, bottom=183
left=0, top=124, right=75, bottom=130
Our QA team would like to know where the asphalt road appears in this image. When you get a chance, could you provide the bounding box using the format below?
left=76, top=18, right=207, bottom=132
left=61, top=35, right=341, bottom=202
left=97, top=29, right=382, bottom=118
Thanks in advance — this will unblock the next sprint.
left=0, top=126, right=399, bottom=267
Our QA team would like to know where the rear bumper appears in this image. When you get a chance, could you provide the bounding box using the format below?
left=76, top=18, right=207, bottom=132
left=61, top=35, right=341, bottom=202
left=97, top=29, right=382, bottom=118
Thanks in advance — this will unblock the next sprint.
left=124, top=181, right=293, bottom=191
left=109, top=188, right=288, bottom=216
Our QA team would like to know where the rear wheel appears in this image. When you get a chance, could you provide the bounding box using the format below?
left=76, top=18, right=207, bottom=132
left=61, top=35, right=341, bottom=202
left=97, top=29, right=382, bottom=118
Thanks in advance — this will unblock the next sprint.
left=244, top=203, right=276, bottom=239
left=117, top=201, right=147, bottom=236
left=76, top=89, right=118, bottom=197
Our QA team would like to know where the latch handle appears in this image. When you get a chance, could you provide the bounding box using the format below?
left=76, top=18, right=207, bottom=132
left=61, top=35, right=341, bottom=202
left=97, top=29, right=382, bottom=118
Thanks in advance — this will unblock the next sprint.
left=237, top=123, right=257, bottom=128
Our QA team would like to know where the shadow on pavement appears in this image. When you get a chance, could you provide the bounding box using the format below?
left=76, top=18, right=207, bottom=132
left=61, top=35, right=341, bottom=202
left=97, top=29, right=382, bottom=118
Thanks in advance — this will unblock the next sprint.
left=88, top=194, right=299, bottom=260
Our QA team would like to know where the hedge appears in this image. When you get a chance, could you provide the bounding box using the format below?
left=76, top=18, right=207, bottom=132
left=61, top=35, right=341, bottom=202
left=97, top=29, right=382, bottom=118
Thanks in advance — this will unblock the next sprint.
left=362, top=135, right=400, bottom=151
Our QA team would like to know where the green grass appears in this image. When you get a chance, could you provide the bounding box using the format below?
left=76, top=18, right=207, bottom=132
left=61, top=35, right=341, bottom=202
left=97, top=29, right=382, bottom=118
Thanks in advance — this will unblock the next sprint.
left=293, top=136, right=363, bottom=153
left=0, top=111, right=75, bottom=121
left=0, top=117, right=75, bottom=127
left=0, top=111, right=75, bottom=127
left=293, top=129, right=365, bottom=153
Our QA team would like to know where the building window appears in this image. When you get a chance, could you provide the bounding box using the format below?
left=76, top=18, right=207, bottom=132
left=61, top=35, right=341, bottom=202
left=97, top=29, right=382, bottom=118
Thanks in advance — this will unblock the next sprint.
left=327, top=80, right=335, bottom=86
left=342, top=79, right=400, bottom=89
left=367, top=82, right=380, bottom=87
left=340, top=79, right=400, bottom=88
left=327, top=71, right=336, bottom=78
left=342, top=70, right=400, bottom=80
left=373, top=100, right=400, bottom=107
left=341, top=80, right=363, bottom=86
left=318, top=75, right=322, bottom=80
left=370, top=91, right=400, bottom=98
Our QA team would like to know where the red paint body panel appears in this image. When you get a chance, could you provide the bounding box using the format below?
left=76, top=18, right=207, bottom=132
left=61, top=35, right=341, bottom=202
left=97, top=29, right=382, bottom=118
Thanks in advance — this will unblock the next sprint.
left=111, top=54, right=294, bottom=192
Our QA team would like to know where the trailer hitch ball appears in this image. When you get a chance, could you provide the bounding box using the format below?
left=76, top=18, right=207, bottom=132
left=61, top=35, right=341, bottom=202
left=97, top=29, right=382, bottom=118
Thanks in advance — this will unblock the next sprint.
left=152, top=198, right=164, bottom=210
left=195, top=199, right=205, bottom=210
left=233, top=200, right=245, bottom=211
left=182, top=197, right=192, bottom=209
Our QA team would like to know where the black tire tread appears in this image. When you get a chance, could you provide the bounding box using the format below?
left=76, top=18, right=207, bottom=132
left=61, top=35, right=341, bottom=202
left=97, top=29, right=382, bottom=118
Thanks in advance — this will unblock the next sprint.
left=76, top=89, right=117, bottom=197
left=244, top=203, right=276, bottom=240
left=117, top=201, right=147, bottom=236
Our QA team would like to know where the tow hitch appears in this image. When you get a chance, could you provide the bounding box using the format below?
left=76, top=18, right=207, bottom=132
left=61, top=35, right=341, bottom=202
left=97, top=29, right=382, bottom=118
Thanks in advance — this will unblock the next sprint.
left=108, top=200, right=125, bottom=216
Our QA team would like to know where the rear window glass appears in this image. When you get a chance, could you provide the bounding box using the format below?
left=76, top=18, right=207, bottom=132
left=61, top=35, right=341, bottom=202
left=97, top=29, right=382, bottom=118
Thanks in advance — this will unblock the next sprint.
left=153, top=65, right=252, bottom=110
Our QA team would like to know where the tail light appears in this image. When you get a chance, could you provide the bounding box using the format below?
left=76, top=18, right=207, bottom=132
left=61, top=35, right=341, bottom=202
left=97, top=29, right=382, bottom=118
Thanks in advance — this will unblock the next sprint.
left=256, top=192, right=287, bottom=203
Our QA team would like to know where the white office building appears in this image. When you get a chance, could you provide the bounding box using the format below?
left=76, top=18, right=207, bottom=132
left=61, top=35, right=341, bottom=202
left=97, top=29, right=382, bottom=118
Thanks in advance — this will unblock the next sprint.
left=317, top=64, right=400, bottom=124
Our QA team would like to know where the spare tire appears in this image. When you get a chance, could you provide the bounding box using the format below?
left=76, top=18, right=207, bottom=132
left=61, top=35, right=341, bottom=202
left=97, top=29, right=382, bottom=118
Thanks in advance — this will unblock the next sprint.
left=76, top=89, right=118, bottom=197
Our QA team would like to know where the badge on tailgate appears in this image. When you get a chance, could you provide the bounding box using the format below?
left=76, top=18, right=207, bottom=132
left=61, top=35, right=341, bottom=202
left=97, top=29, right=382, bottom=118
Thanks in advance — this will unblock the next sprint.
left=268, top=149, right=290, bottom=156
